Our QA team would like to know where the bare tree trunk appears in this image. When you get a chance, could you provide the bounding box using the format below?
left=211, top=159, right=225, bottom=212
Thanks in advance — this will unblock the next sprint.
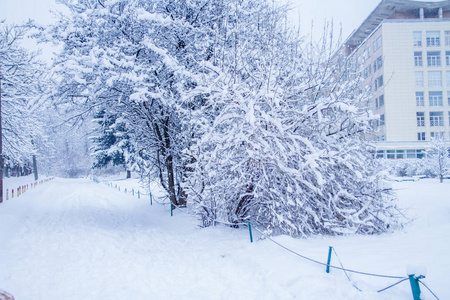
left=0, top=65, right=3, bottom=203
left=126, top=170, right=131, bottom=179
left=33, top=155, right=38, bottom=181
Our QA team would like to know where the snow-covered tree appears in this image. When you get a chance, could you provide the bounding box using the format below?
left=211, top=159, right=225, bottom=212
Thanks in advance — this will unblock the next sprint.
left=184, top=7, right=401, bottom=236
left=0, top=22, right=46, bottom=175
left=90, top=109, right=134, bottom=177
left=427, top=137, right=450, bottom=183
left=45, top=0, right=223, bottom=206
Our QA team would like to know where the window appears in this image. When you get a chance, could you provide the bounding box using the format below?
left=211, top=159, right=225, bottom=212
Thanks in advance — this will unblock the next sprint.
left=363, top=47, right=371, bottom=59
left=430, top=111, right=444, bottom=126
left=374, top=75, right=383, bottom=90
left=417, top=112, right=425, bottom=126
left=380, top=114, right=385, bottom=126
left=416, top=92, right=425, bottom=106
left=363, top=66, right=371, bottom=79
left=447, top=51, right=450, bottom=66
left=375, top=95, right=384, bottom=109
left=427, top=51, right=441, bottom=66
left=374, top=56, right=382, bottom=71
left=407, top=149, right=426, bottom=158
left=414, top=31, right=422, bottom=46
left=387, top=150, right=395, bottom=159
left=414, top=52, right=423, bottom=66
left=426, top=31, right=440, bottom=47
left=430, top=132, right=445, bottom=139
left=406, top=149, right=423, bottom=159
left=429, top=52, right=443, bottom=67
left=378, top=95, right=384, bottom=107
left=445, top=31, right=450, bottom=46
left=418, top=132, right=426, bottom=141
left=415, top=71, right=424, bottom=87
left=373, top=36, right=382, bottom=52
left=428, top=71, right=442, bottom=87
left=376, top=150, right=385, bottom=159
left=429, top=91, right=443, bottom=106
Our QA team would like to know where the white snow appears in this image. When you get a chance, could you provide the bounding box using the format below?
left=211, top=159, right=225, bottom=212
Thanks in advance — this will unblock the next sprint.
left=0, top=176, right=449, bottom=299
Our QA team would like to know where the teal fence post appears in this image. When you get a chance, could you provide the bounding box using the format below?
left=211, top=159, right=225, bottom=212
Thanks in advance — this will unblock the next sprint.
left=248, top=222, right=253, bottom=243
left=150, top=193, right=152, bottom=205
left=170, top=202, right=173, bottom=216
left=408, top=274, right=423, bottom=300
left=132, top=189, right=134, bottom=196
left=326, top=246, right=333, bottom=273
left=125, top=188, right=127, bottom=193
left=138, top=191, right=140, bottom=199
left=119, top=186, right=120, bottom=191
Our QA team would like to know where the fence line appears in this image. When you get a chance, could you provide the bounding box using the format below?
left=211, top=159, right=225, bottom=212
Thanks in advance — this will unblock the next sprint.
left=252, top=226, right=405, bottom=279
left=2, top=177, right=55, bottom=201
left=90, top=176, right=441, bottom=299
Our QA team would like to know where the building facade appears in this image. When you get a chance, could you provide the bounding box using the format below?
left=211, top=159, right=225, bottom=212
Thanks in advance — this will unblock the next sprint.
left=345, top=0, right=450, bottom=159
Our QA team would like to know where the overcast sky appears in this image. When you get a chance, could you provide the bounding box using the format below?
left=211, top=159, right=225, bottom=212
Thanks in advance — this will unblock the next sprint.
left=1, top=0, right=382, bottom=40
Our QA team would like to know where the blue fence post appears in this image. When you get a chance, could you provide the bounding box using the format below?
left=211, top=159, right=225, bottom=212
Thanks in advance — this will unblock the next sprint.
left=132, top=189, right=134, bottom=196
left=248, top=222, right=253, bottom=243
left=138, top=191, right=140, bottom=199
left=150, top=193, right=152, bottom=205
left=326, top=246, right=333, bottom=273
left=408, top=274, right=423, bottom=300
left=170, top=202, right=173, bottom=216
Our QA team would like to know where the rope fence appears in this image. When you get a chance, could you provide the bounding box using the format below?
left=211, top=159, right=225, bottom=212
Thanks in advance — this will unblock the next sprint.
left=252, top=226, right=440, bottom=299
left=90, top=176, right=440, bottom=299
left=2, top=177, right=55, bottom=202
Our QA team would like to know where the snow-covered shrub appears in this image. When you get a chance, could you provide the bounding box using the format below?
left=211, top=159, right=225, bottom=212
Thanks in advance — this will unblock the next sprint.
left=379, top=159, right=438, bottom=178
left=184, top=3, right=402, bottom=236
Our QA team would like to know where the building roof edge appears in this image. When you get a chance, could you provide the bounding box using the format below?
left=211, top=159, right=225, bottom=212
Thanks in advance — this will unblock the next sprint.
left=344, top=0, right=450, bottom=48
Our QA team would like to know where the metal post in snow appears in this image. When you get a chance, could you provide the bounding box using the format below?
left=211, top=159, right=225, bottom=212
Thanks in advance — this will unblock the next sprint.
left=408, top=274, right=423, bottom=300
left=170, top=202, right=173, bottom=216
left=248, top=222, right=253, bottom=243
left=326, top=246, right=333, bottom=273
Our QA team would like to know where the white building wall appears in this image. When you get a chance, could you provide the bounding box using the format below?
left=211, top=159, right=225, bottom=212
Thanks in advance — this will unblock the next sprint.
left=381, top=20, right=450, bottom=145
left=352, top=19, right=450, bottom=157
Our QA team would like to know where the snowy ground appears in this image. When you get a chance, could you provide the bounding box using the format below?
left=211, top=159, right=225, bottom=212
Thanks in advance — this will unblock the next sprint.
left=0, top=176, right=448, bottom=299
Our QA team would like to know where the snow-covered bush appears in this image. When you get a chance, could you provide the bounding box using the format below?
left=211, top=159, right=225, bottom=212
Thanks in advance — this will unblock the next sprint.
left=183, top=4, right=402, bottom=236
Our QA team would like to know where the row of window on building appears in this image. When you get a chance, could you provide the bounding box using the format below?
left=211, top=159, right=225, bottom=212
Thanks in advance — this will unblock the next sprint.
left=363, top=56, right=383, bottom=78
left=413, top=31, right=450, bottom=47
left=415, top=90, right=450, bottom=106
left=376, top=149, right=426, bottom=159
left=415, top=71, right=450, bottom=87
left=417, top=131, right=450, bottom=141
left=414, top=50, right=450, bottom=67
left=376, top=148, right=450, bottom=159
left=362, top=36, right=382, bottom=60
left=416, top=111, right=450, bottom=128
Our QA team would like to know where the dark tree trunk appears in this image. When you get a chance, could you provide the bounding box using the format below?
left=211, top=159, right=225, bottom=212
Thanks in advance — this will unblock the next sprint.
left=33, top=155, right=38, bottom=181
left=126, top=170, right=131, bottom=179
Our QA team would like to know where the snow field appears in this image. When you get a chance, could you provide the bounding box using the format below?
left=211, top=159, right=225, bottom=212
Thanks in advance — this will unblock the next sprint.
left=0, top=177, right=449, bottom=299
